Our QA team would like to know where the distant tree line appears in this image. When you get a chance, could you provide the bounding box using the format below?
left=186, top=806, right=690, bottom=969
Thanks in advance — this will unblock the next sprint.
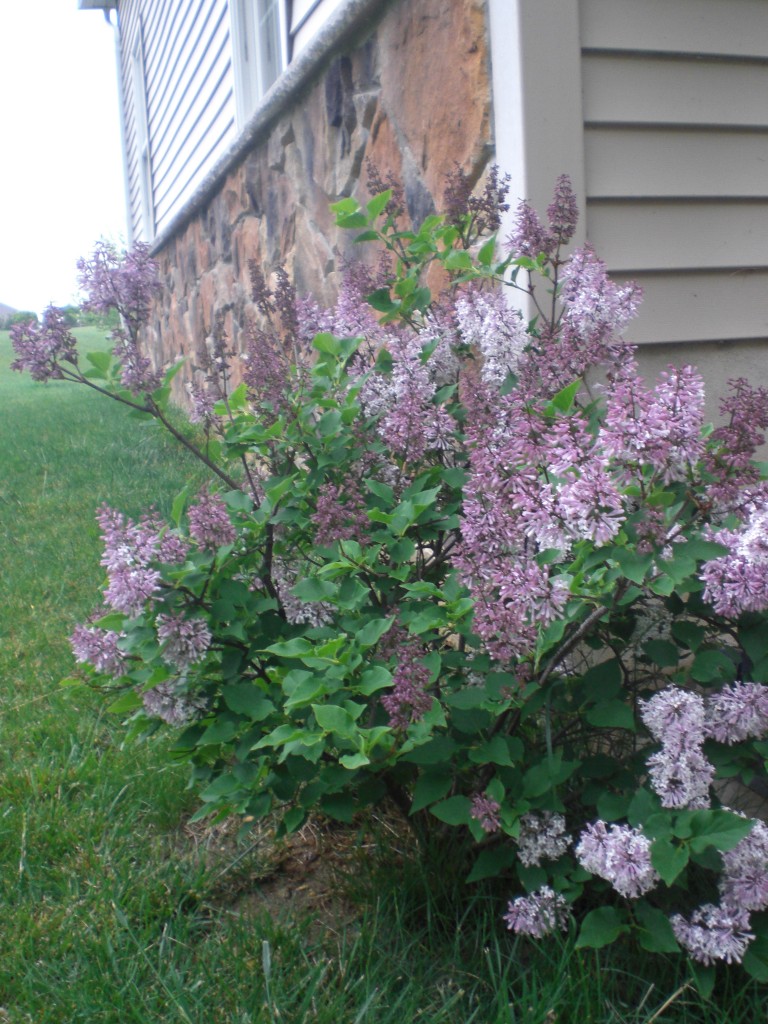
left=0, top=306, right=120, bottom=331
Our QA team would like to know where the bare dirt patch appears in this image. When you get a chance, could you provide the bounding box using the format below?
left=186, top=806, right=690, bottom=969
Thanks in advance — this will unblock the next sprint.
left=181, top=807, right=413, bottom=940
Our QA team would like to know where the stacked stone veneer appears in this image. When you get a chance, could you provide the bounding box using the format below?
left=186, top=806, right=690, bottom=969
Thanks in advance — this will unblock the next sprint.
left=146, top=0, right=493, bottom=398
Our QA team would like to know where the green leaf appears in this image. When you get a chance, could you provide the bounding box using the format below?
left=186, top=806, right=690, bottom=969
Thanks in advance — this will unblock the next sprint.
left=585, top=699, right=635, bottom=731
left=687, top=809, right=755, bottom=853
left=312, top=703, right=357, bottom=739
left=613, top=548, right=653, bottom=585
left=282, top=807, right=307, bottom=834
left=222, top=684, right=275, bottom=720
left=402, top=735, right=458, bottom=764
left=358, top=665, right=392, bottom=696
left=410, top=772, right=453, bottom=813
left=366, top=189, right=392, bottom=220
left=330, top=197, right=360, bottom=217
left=367, top=288, right=397, bottom=314
left=171, top=485, right=191, bottom=528
left=357, top=616, right=395, bottom=649
left=291, top=578, right=338, bottom=603
left=680, top=538, right=729, bottom=563
left=742, top=930, right=768, bottom=982
left=262, top=637, right=313, bottom=658
left=94, top=612, right=127, bottom=631
left=689, top=962, right=715, bottom=999
left=320, top=792, right=355, bottom=822
left=467, top=845, right=516, bottom=883
left=86, top=350, right=113, bottom=374
left=476, top=235, right=497, bottom=268
left=108, top=690, right=142, bottom=714
left=634, top=903, right=680, bottom=953
left=468, top=736, right=520, bottom=767
left=340, top=752, right=370, bottom=769
left=162, top=358, right=185, bottom=386
left=690, top=650, right=734, bottom=684
left=643, top=639, right=679, bottom=668
left=651, top=837, right=689, bottom=885
left=429, top=795, right=472, bottom=826
left=596, top=792, right=631, bottom=821
left=671, top=620, right=706, bottom=652
left=550, top=378, right=581, bottom=414
left=575, top=907, right=628, bottom=949
left=580, top=659, right=622, bottom=701
left=199, top=715, right=241, bottom=746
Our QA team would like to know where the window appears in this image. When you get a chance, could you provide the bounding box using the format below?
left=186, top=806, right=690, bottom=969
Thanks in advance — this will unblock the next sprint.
left=230, top=0, right=289, bottom=127
left=131, top=26, right=155, bottom=239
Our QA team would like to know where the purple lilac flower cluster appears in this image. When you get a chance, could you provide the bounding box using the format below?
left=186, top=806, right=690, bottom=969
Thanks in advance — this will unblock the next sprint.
left=187, top=492, right=236, bottom=550
left=506, top=173, right=578, bottom=258
left=671, top=904, right=754, bottom=966
left=706, top=681, right=768, bottom=743
left=380, top=643, right=433, bottom=729
left=70, top=623, right=126, bottom=677
left=701, top=505, right=768, bottom=617
left=470, top=793, right=502, bottom=833
left=78, top=241, right=163, bottom=393
left=140, top=680, right=207, bottom=726
left=10, top=306, right=79, bottom=382
left=98, top=505, right=159, bottom=614
left=640, top=683, right=768, bottom=810
left=640, top=689, right=714, bottom=809
left=455, top=289, right=528, bottom=386
left=672, top=819, right=768, bottom=965
left=575, top=821, right=659, bottom=899
left=77, top=240, right=159, bottom=329
left=156, top=613, right=212, bottom=670
left=312, top=475, right=369, bottom=548
left=375, top=331, right=456, bottom=462
left=503, top=886, right=570, bottom=938
left=517, top=811, right=571, bottom=867
left=599, top=360, right=706, bottom=485
left=97, top=505, right=186, bottom=617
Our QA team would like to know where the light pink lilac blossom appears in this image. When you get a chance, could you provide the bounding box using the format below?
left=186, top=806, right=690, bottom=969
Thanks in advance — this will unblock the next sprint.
left=470, top=794, right=501, bottom=834
left=517, top=811, right=571, bottom=867
left=503, top=886, right=570, bottom=938
left=156, top=613, right=212, bottom=670
left=671, top=903, right=754, bottom=965
left=575, top=821, right=659, bottom=899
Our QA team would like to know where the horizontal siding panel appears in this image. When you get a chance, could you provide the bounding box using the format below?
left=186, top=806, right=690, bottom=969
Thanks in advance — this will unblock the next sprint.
left=587, top=201, right=768, bottom=271
left=150, top=32, right=232, bottom=190
left=154, top=96, right=236, bottom=231
left=581, top=0, right=768, bottom=59
left=585, top=128, right=768, bottom=198
left=620, top=269, right=768, bottom=344
left=155, top=123, right=236, bottom=234
left=148, top=4, right=229, bottom=156
left=583, top=54, right=768, bottom=127
left=137, top=0, right=235, bottom=240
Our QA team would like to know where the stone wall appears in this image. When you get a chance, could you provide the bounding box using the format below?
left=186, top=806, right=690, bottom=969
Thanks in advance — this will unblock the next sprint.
left=147, top=0, right=493, bottom=395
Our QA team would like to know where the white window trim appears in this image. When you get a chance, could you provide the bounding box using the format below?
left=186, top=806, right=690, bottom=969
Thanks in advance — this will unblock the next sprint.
left=230, top=0, right=289, bottom=129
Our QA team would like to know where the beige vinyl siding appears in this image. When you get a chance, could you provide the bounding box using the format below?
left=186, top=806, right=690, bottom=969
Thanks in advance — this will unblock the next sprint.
left=579, top=0, right=768, bottom=349
left=119, top=0, right=237, bottom=240
left=581, top=0, right=768, bottom=59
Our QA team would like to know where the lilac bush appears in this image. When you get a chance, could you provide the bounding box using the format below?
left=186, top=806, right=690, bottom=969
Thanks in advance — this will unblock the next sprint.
left=11, top=174, right=768, bottom=987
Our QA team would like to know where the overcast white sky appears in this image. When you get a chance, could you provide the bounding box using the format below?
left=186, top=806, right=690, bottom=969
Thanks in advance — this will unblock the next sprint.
left=0, top=2, right=126, bottom=314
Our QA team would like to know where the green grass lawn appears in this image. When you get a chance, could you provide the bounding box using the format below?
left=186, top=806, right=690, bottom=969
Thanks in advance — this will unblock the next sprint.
left=0, top=328, right=765, bottom=1023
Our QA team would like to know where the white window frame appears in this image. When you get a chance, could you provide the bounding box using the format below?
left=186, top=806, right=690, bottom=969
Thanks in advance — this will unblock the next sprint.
left=131, top=27, right=155, bottom=239
left=230, top=0, right=289, bottom=128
